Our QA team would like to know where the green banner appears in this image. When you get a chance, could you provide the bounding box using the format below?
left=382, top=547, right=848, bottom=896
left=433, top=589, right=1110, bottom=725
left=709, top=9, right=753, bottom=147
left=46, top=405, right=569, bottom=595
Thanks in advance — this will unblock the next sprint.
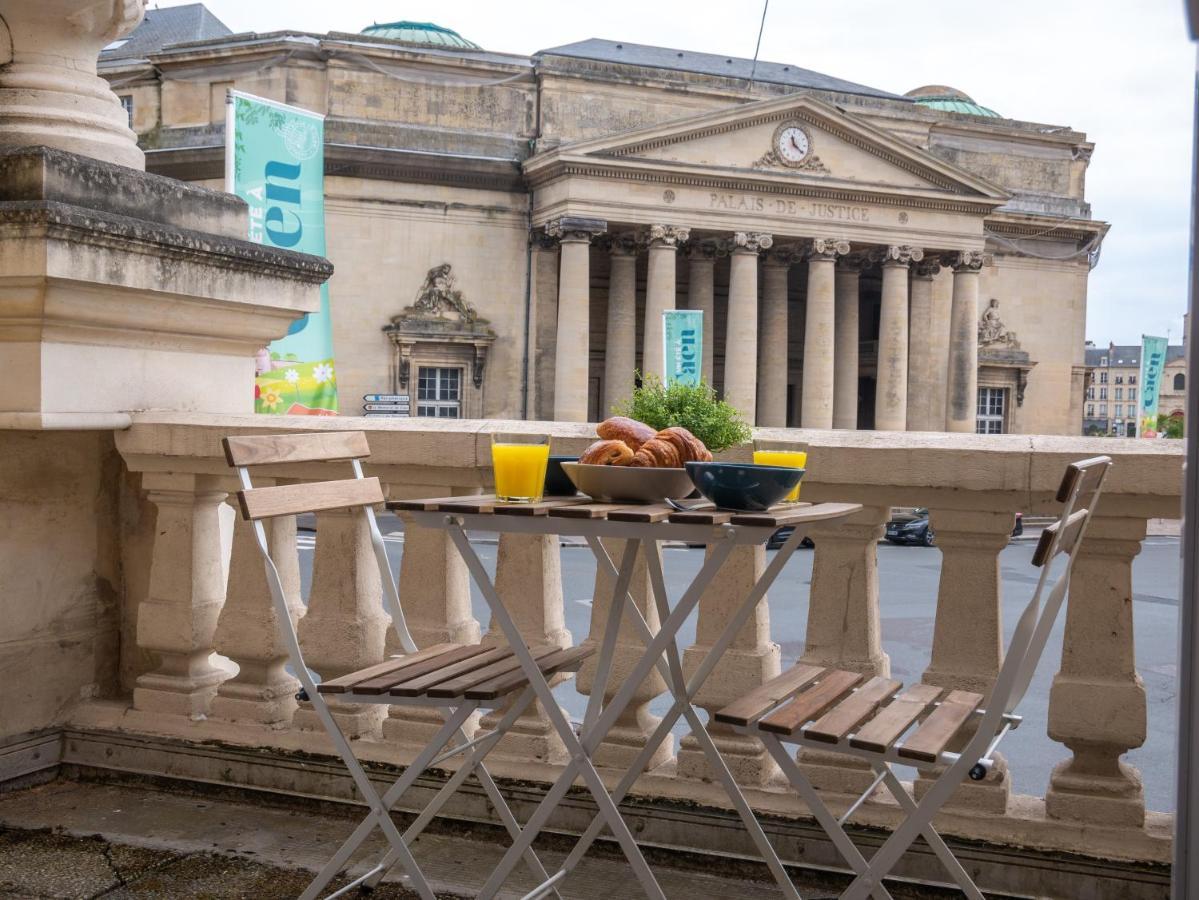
left=663, top=309, right=703, bottom=386
left=1138, top=335, right=1168, bottom=437
left=226, top=90, right=338, bottom=415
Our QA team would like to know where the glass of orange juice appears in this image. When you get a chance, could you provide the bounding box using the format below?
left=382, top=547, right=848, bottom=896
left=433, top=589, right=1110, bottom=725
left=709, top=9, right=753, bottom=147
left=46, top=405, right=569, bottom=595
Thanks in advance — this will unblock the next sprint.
left=491, top=433, right=550, bottom=503
left=753, top=440, right=808, bottom=504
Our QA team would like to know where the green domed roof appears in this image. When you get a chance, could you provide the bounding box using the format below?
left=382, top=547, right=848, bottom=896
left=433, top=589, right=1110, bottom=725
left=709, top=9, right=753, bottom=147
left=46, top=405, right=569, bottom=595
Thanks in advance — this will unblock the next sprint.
left=905, top=85, right=1000, bottom=118
left=360, top=20, right=480, bottom=50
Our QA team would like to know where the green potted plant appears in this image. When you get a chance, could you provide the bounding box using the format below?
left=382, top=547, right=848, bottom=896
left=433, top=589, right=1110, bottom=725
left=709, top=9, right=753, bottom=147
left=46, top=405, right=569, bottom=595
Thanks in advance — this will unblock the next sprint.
left=612, top=374, right=751, bottom=453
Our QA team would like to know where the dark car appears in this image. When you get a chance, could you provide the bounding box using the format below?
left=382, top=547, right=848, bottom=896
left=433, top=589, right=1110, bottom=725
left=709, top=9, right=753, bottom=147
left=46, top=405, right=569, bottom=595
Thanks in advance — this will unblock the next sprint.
left=885, top=508, right=935, bottom=546
left=766, top=526, right=814, bottom=550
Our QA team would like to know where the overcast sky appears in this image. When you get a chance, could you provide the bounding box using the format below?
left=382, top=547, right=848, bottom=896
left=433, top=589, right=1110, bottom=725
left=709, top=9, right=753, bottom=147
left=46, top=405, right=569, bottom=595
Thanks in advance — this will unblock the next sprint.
left=157, top=0, right=1196, bottom=346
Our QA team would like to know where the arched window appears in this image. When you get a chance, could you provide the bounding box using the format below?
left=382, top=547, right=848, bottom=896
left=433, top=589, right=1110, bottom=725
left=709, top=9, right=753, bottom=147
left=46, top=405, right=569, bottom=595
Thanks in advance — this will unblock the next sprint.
left=1175, top=373, right=1186, bottom=391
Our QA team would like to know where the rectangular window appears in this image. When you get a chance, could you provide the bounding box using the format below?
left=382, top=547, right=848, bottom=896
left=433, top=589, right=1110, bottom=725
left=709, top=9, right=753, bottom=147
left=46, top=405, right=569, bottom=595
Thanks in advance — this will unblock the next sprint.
left=1086, top=403, right=1094, bottom=417
left=1129, top=386, right=1137, bottom=401
left=1086, top=386, right=1095, bottom=399
left=1100, top=403, right=1108, bottom=416
left=1099, top=387, right=1108, bottom=400
left=1099, top=371, right=1109, bottom=384
left=1115, top=387, right=1123, bottom=400
left=1115, top=375, right=1124, bottom=384
left=1115, top=404, right=1123, bottom=417
left=975, top=387, right=1006, bottom=434
left=119, top=95, right=133, bottom=128
left=1129, top=375, right=1137, bottom=385
left=416, top=366, right=461, bottom=418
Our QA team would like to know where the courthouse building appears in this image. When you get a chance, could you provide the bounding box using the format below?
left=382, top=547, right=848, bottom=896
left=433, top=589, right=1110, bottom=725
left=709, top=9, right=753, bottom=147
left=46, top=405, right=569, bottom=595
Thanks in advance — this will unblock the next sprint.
left=101, top=5, right=1107, bottom=433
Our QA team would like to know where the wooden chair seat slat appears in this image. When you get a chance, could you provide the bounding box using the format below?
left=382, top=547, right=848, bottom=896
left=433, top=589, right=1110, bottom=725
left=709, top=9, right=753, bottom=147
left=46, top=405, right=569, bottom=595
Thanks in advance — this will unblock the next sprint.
left=465, top=646, right=594, bottom=701
left=1032, top=509, right=1089, bottom=567
left=713, top=663, right=826, bottom=728
left=897, top=689, right=984, bottom=763
left=848, top=683, right=943, bottom=753
left=758, top=669, right=865, bottom=736
left=802, top=676, right=903, bottom=744
left=223, top=432, right=371, bottom=467
left=350, top=645, right=495, bottom=695
left=387, top=646, right=515, bottom=697
left=317, top=643, right=459, bottom=694
left=426, top=645, right=561, bottom=699
left=238, top=477, right=384, bottom=520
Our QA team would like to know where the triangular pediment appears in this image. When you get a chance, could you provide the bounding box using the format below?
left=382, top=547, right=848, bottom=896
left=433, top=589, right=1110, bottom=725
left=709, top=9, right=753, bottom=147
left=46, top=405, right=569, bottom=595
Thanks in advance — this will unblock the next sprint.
left=542, top=94, right=1008, bottom=201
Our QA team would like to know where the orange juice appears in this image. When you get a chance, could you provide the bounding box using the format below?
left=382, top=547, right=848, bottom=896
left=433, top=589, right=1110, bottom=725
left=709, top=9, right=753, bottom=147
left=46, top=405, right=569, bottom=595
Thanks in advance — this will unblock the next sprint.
left=492, top=443, right=550, bottom=502
left=753, top=450, right=807, bottom=502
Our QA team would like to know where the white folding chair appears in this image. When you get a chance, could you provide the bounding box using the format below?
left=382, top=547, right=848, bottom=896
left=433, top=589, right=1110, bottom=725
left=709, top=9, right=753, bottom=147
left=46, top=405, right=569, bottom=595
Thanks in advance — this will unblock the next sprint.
left=714, top=456, right=1113, bottom=899
left=223, top=431, right=592, bottom=900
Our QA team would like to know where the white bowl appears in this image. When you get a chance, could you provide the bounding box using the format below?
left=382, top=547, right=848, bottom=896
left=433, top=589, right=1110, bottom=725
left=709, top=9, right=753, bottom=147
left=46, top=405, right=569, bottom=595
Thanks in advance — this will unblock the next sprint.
left=560, top=462, right=695, bottom=504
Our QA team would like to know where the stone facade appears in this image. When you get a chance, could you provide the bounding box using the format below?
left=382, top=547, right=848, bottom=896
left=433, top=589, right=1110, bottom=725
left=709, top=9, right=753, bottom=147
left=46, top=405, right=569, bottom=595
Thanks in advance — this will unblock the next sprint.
left=100, top=15, right=1105, bottom=434
left=1084, top=340, right=1186, bottom=437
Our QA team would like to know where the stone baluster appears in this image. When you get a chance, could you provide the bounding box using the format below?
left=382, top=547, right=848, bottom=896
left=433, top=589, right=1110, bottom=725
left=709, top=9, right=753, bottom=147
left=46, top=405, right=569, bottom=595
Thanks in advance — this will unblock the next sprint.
left=603, top=235, right=639, bottom=416
left=724, top=232, right=772, bottom=423
left=478, top=533, right=572, bottom=764
left=946, top=250, right=985, bottom=432
left=832, top=255, right=864, bottom=430
left=1046, top=514, right=1148, bottom=826
left=575, top=539, right=672, bottom=771
left=132, top=472, right=229, bottom=720
left=642, top=225, right=689, bottom=381
left=797, top=506, right=891, bottom=792
left=382, top=505, right=482, bottom=752
left=758, top=246, right=800, bottom=427
left=686, top=242, right=719, bottom=385
left=874, top=245, right=922, bottom=432
left=546, top=217, right=606, bottom=422
left=802, top=238, right=850, bottom=428
left=292, top=507, right=389, bottom=738
left=678, top=544, right=781, bottom=786
left=918, top=508, right=1014, bottom=812
left=211, top=477, right=304, bottom=726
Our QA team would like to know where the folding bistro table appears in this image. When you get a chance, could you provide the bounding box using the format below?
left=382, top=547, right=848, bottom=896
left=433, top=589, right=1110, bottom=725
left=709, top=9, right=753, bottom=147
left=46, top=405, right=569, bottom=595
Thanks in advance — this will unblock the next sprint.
left=390, top=493, right=860, bottom=899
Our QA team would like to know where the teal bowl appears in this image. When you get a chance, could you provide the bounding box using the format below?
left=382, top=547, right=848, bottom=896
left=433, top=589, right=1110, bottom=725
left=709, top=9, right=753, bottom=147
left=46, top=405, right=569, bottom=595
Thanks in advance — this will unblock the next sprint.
left=685, top=462, right=805, bottom=512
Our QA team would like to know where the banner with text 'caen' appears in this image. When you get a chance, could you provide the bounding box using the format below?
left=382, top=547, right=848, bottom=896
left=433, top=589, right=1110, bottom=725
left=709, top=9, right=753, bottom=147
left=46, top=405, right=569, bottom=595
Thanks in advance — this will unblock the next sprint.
left=226, top=90, right=338, bottom=414
left=1138, top=334, right=1168, bottom=437
left=663, top=309, right=703, bottom=386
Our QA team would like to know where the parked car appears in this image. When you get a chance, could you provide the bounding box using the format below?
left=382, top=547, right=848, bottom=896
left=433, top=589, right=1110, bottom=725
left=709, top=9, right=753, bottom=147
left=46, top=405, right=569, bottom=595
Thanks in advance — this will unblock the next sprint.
left=766, top=526, right=814, bottom=550
left=885, top=508, right=935, bottom=547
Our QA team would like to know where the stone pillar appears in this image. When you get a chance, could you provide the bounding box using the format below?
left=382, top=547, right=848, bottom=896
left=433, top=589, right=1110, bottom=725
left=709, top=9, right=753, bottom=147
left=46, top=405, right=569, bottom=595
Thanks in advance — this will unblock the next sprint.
left=642, top=225, right=689, bottom=382
left=528, top=232, right=560, bottom=420
left=133, top=473, right=229, bottom=719
left=479, top=533, right=572, bottom=764
left=547, top=218, right=606, bottom=422
left=802, top=238, right=850, bottom=429
left=293, top=508, right=389, bottom=738
left=0, top=1, right=146, bottom=169
left=686, top=242, right=718, bottom=385
left=874, top=245, right=922, bottom=432
left=211, top=479, right=303, bottom=726
left=832, top=256, right=863, bottom=430
left=918, top=509, right=1014, bottom=812
left=603, top=235, right=639, bottom=415
left=724, top=232, right=772, bottom=422
left=906, top=259, right=942, bottom=431
left=1046, top=515, right=1148, bottom=826
left=678, top=545, right=781, bottom=786
left=757, top=247, right=798, bottom=427
left=575, top=539, right=672, bottom=771
left=946, top=251, right=985, bottom=432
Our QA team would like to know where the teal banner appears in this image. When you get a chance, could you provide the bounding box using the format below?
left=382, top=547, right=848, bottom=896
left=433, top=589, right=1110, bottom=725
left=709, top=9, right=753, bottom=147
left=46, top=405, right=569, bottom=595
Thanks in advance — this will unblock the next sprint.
left=226, top=90, right=338, bottom=415
left=1138, top=335, right=1168, bottom=437
left=663, top=310, right=703, bottom=386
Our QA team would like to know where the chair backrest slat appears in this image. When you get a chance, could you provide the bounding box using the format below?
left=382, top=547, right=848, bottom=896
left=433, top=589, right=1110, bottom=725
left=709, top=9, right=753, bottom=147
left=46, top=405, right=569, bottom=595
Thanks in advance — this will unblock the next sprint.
left=1031, top=509, right=1088, bottom=568
left=1055, top=455, right=1108, bottom=504
left=237, top=476, right=384, bottom=520
left=223, top=432, right=371, bottom=467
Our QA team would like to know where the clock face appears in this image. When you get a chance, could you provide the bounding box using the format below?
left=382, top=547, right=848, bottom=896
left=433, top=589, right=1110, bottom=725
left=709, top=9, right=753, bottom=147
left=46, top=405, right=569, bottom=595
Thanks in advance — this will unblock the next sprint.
left=775, top=124, right=811, bottom=165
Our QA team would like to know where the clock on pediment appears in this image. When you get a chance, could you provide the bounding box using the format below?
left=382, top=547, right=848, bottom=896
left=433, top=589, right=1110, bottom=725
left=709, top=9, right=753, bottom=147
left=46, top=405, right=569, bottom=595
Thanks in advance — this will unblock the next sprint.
left=753, top=120, right=829, bottom=173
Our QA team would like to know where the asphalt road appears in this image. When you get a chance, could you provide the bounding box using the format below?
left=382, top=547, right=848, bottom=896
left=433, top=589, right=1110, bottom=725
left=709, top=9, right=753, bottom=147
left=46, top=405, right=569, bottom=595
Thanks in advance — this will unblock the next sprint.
left=297, top=521, right=1180, bottom=813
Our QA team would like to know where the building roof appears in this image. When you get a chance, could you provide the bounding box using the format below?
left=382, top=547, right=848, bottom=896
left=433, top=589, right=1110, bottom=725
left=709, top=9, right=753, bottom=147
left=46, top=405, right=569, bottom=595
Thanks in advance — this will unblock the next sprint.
left=905, top=84, right=1000, bottom=118
left=360, top=21, right=480, bottom=50
left=101, top=3, right=232, bottom=61
left=536, top=38, right=904, bottom=100
left=1085, top=344, right=1186, bottom=367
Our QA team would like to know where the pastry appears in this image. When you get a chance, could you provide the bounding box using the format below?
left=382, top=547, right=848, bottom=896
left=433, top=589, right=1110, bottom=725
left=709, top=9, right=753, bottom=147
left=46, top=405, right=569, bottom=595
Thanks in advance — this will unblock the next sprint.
left=655, top=426, right=712, bottom=463
left=597, top=416, right=657, bottom=452
left=629, top=437, right=683, bottom=468
left=580, top=438, right=635, bottom=466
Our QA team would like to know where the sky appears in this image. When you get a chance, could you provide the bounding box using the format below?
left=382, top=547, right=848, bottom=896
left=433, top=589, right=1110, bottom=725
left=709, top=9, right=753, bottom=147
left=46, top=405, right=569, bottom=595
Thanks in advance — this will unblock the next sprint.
left=155, top=0, right=1197, bottom=346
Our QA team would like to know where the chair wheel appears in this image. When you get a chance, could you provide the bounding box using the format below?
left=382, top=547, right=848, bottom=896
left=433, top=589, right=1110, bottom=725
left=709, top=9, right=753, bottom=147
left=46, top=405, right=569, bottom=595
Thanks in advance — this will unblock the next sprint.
left=968, top=763, right=987, bottom=781
left=295, top=688, right=310, bottom=702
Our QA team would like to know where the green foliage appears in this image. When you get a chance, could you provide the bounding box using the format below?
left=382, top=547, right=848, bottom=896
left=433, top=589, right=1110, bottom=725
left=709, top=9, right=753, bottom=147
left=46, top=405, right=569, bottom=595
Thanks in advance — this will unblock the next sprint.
left=613, top=374, right=752, bottom=452
left=1157, top=413, right=1185, bottom=439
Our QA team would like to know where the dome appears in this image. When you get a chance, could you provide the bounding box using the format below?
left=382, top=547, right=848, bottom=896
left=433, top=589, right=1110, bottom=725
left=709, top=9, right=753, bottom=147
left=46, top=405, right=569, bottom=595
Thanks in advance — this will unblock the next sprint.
left=360, top=20, right=481, bottom=50
left=904, top=84, right=1000, bottom=118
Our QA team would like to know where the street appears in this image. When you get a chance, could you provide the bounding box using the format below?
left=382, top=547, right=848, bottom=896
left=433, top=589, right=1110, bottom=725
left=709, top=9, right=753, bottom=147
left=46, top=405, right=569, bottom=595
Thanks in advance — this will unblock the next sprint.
left=298, top=523, right=1180, bottom=813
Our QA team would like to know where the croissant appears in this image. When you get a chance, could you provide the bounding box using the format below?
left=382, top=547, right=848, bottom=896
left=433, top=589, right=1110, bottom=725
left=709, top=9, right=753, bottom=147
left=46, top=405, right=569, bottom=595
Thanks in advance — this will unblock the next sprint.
left=580, top=438, right=635, bottom=466
left=597, top=416, right=657, bottom=452
left=655, top=426, right=712, bottom=463
left=629, top=437, right=683, bottom=468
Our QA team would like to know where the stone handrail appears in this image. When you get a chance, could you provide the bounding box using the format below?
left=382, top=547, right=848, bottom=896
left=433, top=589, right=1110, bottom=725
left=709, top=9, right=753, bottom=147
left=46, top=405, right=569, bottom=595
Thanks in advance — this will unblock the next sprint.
left=107, top=413, right=1181, bottom=873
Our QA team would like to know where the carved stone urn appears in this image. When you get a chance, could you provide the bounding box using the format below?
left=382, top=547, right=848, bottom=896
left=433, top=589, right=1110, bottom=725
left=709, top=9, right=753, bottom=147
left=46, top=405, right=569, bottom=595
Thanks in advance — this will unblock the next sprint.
left=0, top=0, right=146, bottom=169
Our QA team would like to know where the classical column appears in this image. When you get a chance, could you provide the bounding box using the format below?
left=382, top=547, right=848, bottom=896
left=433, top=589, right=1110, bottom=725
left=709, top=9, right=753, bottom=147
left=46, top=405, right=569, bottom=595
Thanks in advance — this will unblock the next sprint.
left=724, top=232, right=772, bottom=422
left=547, top=217, right=606, bottom=422
left=906, top=259, right=942, bottom=431
left=686, top=242, right=719, bottom=385
left=1046, top=515, right=1148, bottom=826
left=802, top=238, right=849, bottom=429
left=528, top=232, right=560, bottom=420
left=832, top=256, right=863, bottom=430
left=874, top=245, right=922, bottom=432
left=946, top=250, right=985, bottom=432
left=642, top=225, right=689, bottom=382
left=603, top=235, right=639, bottom=415
left=0, top=1, right=146, bottom=169
left=757, top=247, right=799, bottom=426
